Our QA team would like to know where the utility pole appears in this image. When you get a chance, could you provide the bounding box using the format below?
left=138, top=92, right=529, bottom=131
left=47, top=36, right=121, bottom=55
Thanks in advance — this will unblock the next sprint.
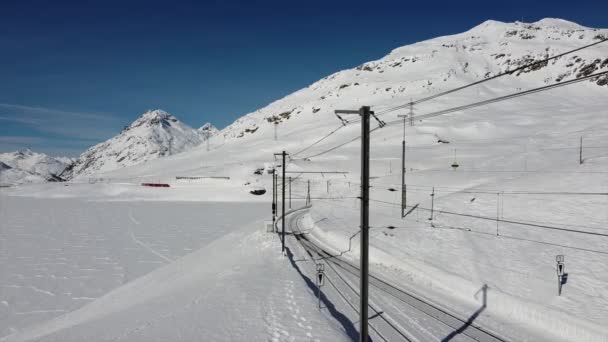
left=273, top=151, right=288, bottom=253
left=272, top=170, right=276, bottom=230
left=274, top=122, right=278, bottom=141
left=289, top=176, right=292, bottom=209
left=429, top=187, right=435, bottom=221
left=327, top=180, right=330, bottom=194
left=306, top=180, right=311, bottom=206
left=397, top=113, right=407, bottom=218
left=359, top=106, right=370, bottom=342
left=579, top=136, right=583, bottom=165
left=335, top=106, right=371, bottom=342
left=409, top=100, right=414, bottom=126
left=496, top=192, right=500, bottom=236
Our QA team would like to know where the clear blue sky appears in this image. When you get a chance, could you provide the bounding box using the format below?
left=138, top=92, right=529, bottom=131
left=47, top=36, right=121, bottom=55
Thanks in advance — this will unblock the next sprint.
left=1, top=0, right=606, bottom=156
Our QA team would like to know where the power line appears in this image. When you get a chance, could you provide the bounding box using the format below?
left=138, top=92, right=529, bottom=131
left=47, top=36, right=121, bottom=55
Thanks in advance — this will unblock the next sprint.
left=291, top=39, right=608, bottom=160
left=299, top=195, right=608, bottom=256
left=324, top=176, right=608, bottom=196
left=405, top=70, right=608, bottom=121
left=291, top=124, right=347, bottom=156
left=368, top=198, right=608, bottom=237
left=425, top=223, right=608, bottom=256
left=376, top=38, right=608, bottom=115
left=292, top=70, right=608, bottom=160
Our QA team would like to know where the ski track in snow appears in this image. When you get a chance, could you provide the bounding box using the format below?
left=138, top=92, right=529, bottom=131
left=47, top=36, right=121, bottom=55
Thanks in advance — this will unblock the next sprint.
left=127, top=209, right=173, bottom=263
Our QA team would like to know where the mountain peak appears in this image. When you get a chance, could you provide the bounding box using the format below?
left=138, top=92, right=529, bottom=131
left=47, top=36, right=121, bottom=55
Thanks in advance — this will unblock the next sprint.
left=128, top=109, right=178, bottom=130
left=15, top=148, right=34, bottom=157
left=141, top=109, right=172, bottom=120
left=197, top=122, right=219, bottom=136
left=63, top=110, right=205, bottom=179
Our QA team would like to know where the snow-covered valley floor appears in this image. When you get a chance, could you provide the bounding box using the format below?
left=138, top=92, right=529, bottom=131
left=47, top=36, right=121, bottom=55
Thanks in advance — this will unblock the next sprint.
left=0, top=193, right=351, bottom=341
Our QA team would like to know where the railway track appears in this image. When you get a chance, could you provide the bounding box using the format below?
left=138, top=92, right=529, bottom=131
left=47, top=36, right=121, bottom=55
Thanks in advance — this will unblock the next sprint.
left=289, top=210, right=508, bottom=342
left=290, top=215, right=413, bottom=341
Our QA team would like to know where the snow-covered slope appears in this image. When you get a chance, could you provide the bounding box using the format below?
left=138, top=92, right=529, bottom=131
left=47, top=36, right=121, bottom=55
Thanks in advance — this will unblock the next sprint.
left=61, top=110, right=204, bottom=179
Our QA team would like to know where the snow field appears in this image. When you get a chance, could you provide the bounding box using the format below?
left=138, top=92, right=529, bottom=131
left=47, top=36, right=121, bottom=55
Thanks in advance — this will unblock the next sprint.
left=0, top=195, right=349, bottom=341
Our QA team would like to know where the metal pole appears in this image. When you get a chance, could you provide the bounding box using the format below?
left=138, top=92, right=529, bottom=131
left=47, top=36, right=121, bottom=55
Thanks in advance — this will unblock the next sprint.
left=289, top=176, right=292, bottom=209
left=397, top=113, right=407, bottom=218
left=409, top=101, right=414, bottom=126
left=579, top=136, right=583, bottom=165
left=318, top=282, right=322, bottom=309
left=401, top=140, right=406, bottom=218
left=359, top=106, right=371, bottom=342
left=272, top=170, right=276, bottom=230
left=496, top=192, right=500, bottom=236
left=429, top=187, right=435, bottom=221
left=282, top=151, right=286, bottom=254
left=307, top=180, right=311, bottom=206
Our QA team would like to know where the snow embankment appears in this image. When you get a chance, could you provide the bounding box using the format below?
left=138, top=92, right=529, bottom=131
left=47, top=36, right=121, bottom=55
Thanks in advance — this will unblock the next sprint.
left=298, top=208, right=608, bottom=342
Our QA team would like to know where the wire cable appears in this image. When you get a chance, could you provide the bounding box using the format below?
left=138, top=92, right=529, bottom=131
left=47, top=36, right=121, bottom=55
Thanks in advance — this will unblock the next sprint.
left=376, top=38, right=608, bottom=115
left=368, top=198, right=608, bottom=237
left=293, top=70, right=608, bottom=160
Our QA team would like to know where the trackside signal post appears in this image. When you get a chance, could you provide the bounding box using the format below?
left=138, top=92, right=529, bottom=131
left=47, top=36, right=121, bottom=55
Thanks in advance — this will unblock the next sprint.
left=316, top=263, right=325, bottom=309
left=556, top=255, right=565, bottom=295
left=335, top=106, right=371, bottom=342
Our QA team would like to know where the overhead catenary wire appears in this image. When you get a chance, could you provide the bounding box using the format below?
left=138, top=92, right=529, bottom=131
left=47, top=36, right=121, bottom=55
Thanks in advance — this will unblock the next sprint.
left=318, top=173, right=608, bottom=197
left=303, top=195, right=608, bottom=256
left=405, top=70, right=608, bottom=121
left=368, top=198, right=608, bottom=237
left=375, top=37, right=608, bottom=116
left=289, top=38, right=608, bottom=163
left=427, top=223, right=608, bottom=256
left=292, top=70, right=608, bottom=161
left=291, top=124, right=348, bottom=156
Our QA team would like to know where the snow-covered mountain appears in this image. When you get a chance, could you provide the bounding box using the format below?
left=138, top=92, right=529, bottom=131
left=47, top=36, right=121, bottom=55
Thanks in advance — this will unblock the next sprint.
left=197, top=122, right=219, bottom=138
left=218, top=18, right=607, bottom=142
left=61, top=109, right=205, bottom=179
left=0, top=149, right=70, bottom=176
left=0, top=161, right=46, bottom=185
left=0, top=149, right=71, bottom=185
